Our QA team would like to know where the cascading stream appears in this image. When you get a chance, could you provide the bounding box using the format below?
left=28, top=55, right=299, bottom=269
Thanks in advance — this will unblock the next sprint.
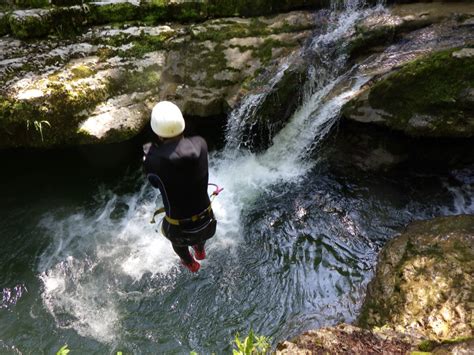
left=0, top=0, right=466, bottom=353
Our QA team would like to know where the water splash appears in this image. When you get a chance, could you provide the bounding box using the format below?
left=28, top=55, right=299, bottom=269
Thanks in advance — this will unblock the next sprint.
left=1, top=285, right=27, bottom=310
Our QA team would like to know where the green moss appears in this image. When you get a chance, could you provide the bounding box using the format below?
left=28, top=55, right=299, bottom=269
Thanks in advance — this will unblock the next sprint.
left=71, top=65, right=96, bottom=80
left=349, top=22, right=397, bottom=58
left=120, top=32, right=172, bottom=58
left=418, top=336, right=474, bottom=352
left=418, top=340, right=437, bottom=352
left=191, top=20, right=271, bottom=42
left=253, top=38, right=290, bottom=64
left=368, top=48, right=474, bottom=136
left=108, top=65, right=162, bottom=94
left=88, top=3, right=141, bottom=25
left=92, top=30, right=173, bottom=59
left=50, top=6, right=87, bottom=38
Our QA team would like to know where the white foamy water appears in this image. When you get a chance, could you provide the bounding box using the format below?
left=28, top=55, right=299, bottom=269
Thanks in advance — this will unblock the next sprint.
left=38, top=2, right=377, bottom=344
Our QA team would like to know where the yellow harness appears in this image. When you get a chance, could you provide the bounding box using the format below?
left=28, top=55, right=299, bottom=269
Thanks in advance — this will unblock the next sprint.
left=150, top=184, right=223, bottom=225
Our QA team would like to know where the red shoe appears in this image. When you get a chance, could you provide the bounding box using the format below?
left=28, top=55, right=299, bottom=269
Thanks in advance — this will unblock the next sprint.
left=181, top=259, right=200, bottom=273
left=192, top=245, right=206, bottom=260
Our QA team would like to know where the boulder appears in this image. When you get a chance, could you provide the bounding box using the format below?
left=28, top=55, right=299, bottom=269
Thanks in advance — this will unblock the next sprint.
left=344, top=48, right=474, bottom=138
left=358, top=215, right=474, bottom=340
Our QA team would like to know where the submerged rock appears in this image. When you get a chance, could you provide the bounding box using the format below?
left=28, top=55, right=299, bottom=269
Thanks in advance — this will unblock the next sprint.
left=358, top=215, right=474, bottom=340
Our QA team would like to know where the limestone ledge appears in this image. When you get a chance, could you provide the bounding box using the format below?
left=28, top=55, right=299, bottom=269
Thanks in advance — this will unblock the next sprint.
left=0, top=10, right=317, bottom=148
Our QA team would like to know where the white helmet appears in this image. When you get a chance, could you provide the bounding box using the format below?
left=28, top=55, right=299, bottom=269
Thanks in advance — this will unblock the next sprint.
left=150, top=101, right=185, bottom=138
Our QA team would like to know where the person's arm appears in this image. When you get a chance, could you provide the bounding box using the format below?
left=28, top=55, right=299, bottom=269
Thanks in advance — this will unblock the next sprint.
left=143, top=143, right=162, bottom=188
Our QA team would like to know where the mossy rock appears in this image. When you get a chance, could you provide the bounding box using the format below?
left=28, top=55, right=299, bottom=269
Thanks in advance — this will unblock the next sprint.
left=9, top=9, right=52, bottom=39
left=344, top=48, right=474, bottom=138
left=0, top=81, right=108, bottom=148
left=358, top=215, right=474, bottom=340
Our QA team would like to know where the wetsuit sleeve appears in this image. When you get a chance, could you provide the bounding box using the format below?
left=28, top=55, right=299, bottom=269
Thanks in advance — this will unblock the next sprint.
left=143, top=144, right=162, bottom=189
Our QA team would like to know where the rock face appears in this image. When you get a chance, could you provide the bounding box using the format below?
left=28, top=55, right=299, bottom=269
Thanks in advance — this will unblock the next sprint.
left=343, top=2, right=474, bottom=138
left=0, top=10, right=317, bottom=148
left=358, top=215, right=474, bottom=340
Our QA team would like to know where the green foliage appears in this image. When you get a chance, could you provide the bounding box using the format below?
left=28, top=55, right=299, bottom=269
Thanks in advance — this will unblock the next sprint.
left=232, top=329, right=270, bottom=355
left=56, top=345, right=70, bottom=355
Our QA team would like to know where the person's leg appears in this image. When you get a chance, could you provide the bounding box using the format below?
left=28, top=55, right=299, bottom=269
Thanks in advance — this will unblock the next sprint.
left=172, top=244, right=193, bottom=264
left=162, top=220, right=200, bottom=272
left=192, top=241, right=206, bottom=260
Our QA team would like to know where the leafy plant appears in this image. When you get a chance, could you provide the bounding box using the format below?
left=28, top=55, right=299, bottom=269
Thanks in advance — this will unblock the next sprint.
left=56, top=345, right=70, bottom=355
left=232, top=329, right=270, bottom=355
left=26, top=119, right=51, bottom=142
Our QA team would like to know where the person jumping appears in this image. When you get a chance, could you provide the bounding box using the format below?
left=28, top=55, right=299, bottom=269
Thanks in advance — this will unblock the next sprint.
left=143, top=101, right=217, bottom=272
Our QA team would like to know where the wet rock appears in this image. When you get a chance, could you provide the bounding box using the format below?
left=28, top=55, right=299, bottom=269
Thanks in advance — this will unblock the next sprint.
left=358, top=215, right=474, bottom=340
left=344, top=48, right=474, bottom=138
left=237, top=58, right=307, bottom=150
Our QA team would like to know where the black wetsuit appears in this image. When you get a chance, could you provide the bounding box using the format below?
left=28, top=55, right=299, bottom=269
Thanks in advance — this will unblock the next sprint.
left=143, top=136, right=216, bottom=263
